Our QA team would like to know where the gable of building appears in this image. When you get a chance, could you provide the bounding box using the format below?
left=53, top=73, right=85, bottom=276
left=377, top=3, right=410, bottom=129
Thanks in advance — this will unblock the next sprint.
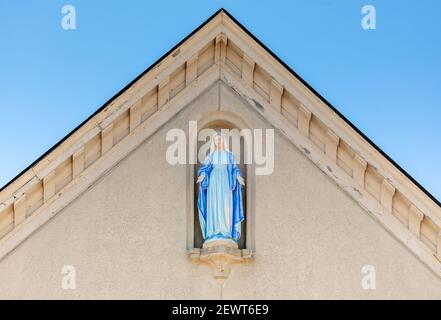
left=0, top=9, right=440, bottom=280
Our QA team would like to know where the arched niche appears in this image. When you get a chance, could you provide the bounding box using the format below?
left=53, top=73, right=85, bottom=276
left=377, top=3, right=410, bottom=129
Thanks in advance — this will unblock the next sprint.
left=186, top=111, right=256, bottom=252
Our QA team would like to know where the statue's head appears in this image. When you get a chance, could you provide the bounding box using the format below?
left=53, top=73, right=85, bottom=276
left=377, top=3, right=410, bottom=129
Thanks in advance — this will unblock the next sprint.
left=210, top=133, right=228, bottom=152
left=213, top=134, right=224, bottom=150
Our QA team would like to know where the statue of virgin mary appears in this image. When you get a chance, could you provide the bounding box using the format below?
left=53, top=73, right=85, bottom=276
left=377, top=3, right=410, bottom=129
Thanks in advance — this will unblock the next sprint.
left=197, top=133, right=245, bottom=244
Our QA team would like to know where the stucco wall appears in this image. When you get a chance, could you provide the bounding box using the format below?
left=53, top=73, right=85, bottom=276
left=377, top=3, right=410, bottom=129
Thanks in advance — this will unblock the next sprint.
left=0, top=82, right=440, bottom=299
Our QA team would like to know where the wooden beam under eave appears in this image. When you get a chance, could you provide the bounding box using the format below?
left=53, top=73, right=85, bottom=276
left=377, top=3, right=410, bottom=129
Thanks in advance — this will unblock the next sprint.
left=43, top=171, right=56, bottom=202
left=325, top=129, right=339, bottom=162
left=215, top=33, right=227, bottom=64
left=13, top=194, right=26, bottom=227
left=241, top=53, right=255, bottom=87
left=409, top=204, right=424, bottom=239
left=353, top=154, right=367, bottom=188
left=129, top=100, right=143, bottom=133
left=380, top=179, right=395, bottom=213
left=158, top=77, right=170, bottom=108
left=186, top=54, right=198, bottom=86
left=437, top=231, right=441, bottom=260
left=101, top=123, right=114, bottom=154
left=269, top=78, right=283, bottom=113
left=298, top=104, right=311, bottom=137
left=72, top=147, right=85, bottom=179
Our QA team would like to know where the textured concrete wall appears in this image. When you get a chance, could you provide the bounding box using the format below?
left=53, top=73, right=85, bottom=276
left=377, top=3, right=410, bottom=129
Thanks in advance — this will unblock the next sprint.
left=0, top=82, right=440, bottom=299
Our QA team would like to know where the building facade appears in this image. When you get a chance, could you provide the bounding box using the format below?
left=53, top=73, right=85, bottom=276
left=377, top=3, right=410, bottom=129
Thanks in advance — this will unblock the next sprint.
left=0, top=10, right=440, bottom=299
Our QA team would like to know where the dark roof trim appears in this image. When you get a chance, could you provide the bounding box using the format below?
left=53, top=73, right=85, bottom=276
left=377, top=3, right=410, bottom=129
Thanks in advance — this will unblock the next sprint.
left=2, top=8, right=439, bottom=209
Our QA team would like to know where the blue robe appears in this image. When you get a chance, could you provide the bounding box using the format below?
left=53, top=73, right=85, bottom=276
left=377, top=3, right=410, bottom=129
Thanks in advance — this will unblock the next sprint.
left=197, top=150, right=244, bottom=242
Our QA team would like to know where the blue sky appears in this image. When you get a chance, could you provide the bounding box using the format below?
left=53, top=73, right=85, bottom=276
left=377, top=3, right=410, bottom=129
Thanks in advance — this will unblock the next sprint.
left=0, top=0, right=440, bottom=201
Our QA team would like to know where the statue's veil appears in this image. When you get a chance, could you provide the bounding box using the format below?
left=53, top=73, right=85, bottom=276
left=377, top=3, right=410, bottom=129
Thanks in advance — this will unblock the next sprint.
left=209, top=132, right=229, bottom=154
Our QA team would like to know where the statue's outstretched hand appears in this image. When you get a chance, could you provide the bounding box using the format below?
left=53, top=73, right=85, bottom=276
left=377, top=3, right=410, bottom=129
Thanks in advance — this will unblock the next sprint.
left=237, top=176, right=245, bottom=186
left=197, top=174, right=205, bottom=184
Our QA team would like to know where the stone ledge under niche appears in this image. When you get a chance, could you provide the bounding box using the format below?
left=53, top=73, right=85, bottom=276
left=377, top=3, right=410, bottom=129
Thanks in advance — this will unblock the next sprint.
left=189, top=239, right=253, bottom=283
